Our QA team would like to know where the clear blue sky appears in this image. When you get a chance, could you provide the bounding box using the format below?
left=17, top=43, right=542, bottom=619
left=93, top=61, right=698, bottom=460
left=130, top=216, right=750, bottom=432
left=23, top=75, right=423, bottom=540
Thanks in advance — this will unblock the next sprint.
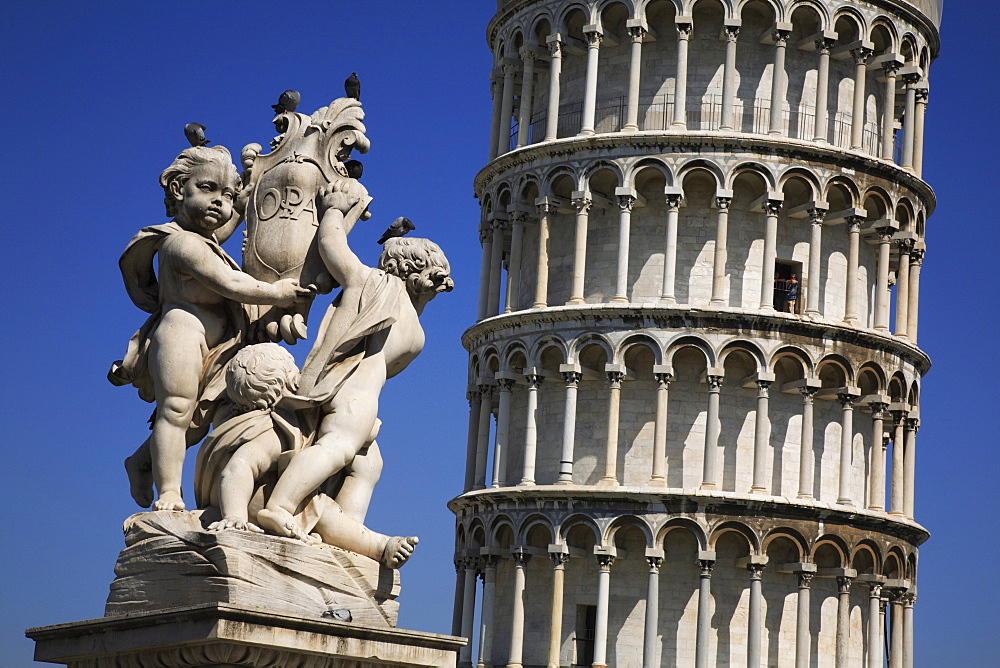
left=1, top=1, right=996, bottom=666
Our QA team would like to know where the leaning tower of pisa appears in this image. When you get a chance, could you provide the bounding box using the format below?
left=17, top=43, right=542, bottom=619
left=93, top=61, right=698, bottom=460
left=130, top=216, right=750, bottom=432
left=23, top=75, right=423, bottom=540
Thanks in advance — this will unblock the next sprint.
left=451, top=1, right=940, bottom=666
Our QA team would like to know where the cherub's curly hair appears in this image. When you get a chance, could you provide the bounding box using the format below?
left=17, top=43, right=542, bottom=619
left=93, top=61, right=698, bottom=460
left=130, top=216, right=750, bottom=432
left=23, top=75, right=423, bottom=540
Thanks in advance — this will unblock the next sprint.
left=378, top=237, right=455, bottom=295
left=158, top=146, right=240, bottom=217
left=226, top=343, right=300, bottom=412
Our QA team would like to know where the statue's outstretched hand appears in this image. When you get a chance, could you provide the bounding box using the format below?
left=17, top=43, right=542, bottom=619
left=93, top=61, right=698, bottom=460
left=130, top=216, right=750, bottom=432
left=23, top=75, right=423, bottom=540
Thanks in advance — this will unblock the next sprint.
left=318, top=178, right=369, bottom=219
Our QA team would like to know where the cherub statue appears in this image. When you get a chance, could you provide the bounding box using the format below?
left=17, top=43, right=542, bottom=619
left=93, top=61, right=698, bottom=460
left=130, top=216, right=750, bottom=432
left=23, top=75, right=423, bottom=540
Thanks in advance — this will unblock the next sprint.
left=255, top=177, right=453, bottom=569
left=109, top=146, right=310, bottom=512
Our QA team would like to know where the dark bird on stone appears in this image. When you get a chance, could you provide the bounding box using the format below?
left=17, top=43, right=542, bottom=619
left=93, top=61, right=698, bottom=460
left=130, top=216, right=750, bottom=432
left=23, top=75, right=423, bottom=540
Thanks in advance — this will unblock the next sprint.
left=377, top=217, right=415, bottom=245
left=345, top=72, right=361, bottom=100
left=271, top=89, right=301, bottom=114
left=184, top=122, right=209, bottom=147
left=344, top=159, right=364, bottom=179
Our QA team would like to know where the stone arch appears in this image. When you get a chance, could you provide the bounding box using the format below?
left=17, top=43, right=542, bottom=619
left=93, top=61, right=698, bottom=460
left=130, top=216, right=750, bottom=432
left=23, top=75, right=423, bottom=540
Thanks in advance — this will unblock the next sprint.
left=900, top=33, right=919, bottom=65
left=778, top=167, right=821, bottom=201
left=882, top=547, right=905, bottom=579
left=597, top=0, right=637, bottom=26
left=677, top=159, right=725, bottom=191
left=656, top=517, right=708, bottom=550
left=811, top=535, right=850, bottom=566
left=769, top=345, right=814, bottom=378
left=709, top=520, right=760, bottom=554
left=559, top=514, right=602, bottom=547
left=736, top=0, right=778, bottom=23
left=501, top=340, right=529, bottom=371
left=516, top=175, right=542, bottom=205
left=915, top=210, right=926, bottom=238
left=616, top=333, right=664, bottom=366
left=665, top=335, right=716, bottom=368
left=817, top=354, right=854, bottom=386
left=894, top=198, right=915, bottom=231
left=488, top=514, right=517, bottom=547
left=558, top=3, right=592, bottom=36
left=718, top=338, right=767, bottom=371
left=583, top=160, right=626, bottom=193
left=627, top=158, right=674, bottom=189
left=481, top=346, right=502, bottom=376
left=762, top=528, right=809, bottom=561
left=831, top=7, right=864, bottom=43
left=607, top=515, right=655, bottom=547
left=856, top=362, right=887, bottom=395
left=886, top=371, right=907, bottom=403
left=636, top=0, right=683, bottom=23
left=868, top=18, right=897, bottom=54
left=468, top=521, right=487, bottom=550
left=728, top=161, right=778, bottom=192
left=851, top=541, right=881, bottom=574
left=528, top=13, right=555, bottom=46
left=787, top=0, right=829, bottom=31
left=570, top=332, right=615, bottom=364
left=908, top=380, right=920, bottom=408
left=517, top=514, right=556, bottom=545
left=531, top=335, right=570, bottom=368
left=825, top=176, right=860, bottom=209
left=906, top=552, right=918, bottom=581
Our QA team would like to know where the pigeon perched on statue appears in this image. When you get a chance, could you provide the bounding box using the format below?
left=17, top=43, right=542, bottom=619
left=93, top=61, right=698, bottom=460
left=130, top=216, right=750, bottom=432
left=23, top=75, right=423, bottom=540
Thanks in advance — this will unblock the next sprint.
left=376, top=217, right=415, bottom=245
left=344, top=160, right=364, bottom=180
left=345, top=73, right=361, bottom=100
left=271, top=89, right=301, bottom=114
left=184, top=123, right=209, bottom=147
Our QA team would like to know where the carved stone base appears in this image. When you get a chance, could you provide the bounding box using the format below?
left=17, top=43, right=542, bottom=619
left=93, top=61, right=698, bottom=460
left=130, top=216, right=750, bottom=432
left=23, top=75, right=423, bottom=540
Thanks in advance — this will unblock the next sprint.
left=27, top=603, right=465, bottom=667
left=105, top=511, right=398, bottom=627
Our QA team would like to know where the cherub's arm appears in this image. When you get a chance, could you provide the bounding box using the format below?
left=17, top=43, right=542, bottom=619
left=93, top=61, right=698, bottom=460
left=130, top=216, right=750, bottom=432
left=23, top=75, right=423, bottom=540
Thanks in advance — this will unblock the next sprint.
left=164, top=233, right=307, bottom=306
left=212, top=208, right=243, bottom=245
left=316, top=179, right=372, bottom=289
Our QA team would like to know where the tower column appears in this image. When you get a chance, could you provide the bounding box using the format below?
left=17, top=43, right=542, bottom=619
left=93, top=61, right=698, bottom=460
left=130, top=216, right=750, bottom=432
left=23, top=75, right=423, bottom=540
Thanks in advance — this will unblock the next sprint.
left=546, top=551, right=569, bottom=668
left=836, top=576, right=853, bottom=668
left=797, top=387, right=818, bottom=499
left=458, top=558, right=479, bottom=668
left=913, top=89, right=928, bottom=176
left=544, top=37, right=563, bottom=142
left=874, top=224, right=895, bottom=331
left=850, top=47, right=873, bottom=150
left=750, top=380, right=772, bottom=494
left=477, top=555, right=501, bottom=668
left=795, top=572, right=814, bottom=668
left=520, top=372, right=541, bottom=486
left=491, top=377, right=515, bottom=488
left=837, top=394, right=856, bottom=505
left=903, top=592, right=916, bottom=668
left=601, top=368, right=624, bottom=486
left=695, top=557, right=715, bottom=668
left=660, top=190, right=683, bottom=304
left=868, top=402, right=889, bottom=511
left=643, top=555, right=663, bottom=668
left=497, top=61, right=517, bottom=156
left=504, top=211, right=526, bottom=313
left=488, top=72, right=502, bottom=160
left=881, top=61, right=901, bottom=161
left=474, top=383, right=494, bottom=489
left=867, top=583, right=884, bottom=668
left=477, top=226, right=493, bottom=321
left=533, top=202, right=553, bottom=308
left=487, top=217, right=506, bottom=317
left=813, top=38, right=834, bottom=142
left=580, top=27, right=603, bottom=136
left=747, top=563, right=766, bottom=668
left=672, top=21, right=692, bottom=128
left=908, top=248, right=924, bottom=344
left=844, top=216, right=863, bottom=326
left=612, top=193, right=635, bottom=302
left=568, top=195, right=592, bottom=305
left=652, top=370, right=672, bottom=484
left=903, top=418, right=918, bottom=519
left=894, top=238, right=914, bottom=339
left=760, top=198, right=783, bottom=311
left=701, top=374, right=724, bottom=490
left=890, top=410, right=907, bottom=516
left=711, top=194, right=733, bottom=305
left=623, top=24, right=646, bottom=132
left=506, top=550, right=531, bottom=668
left=720, top=24, right=740, bottom=131
left=557, top=367, right=582, bottom=484
left=452, top=560, right=465, bottom=637
left=592, top=553, right=615, bottom=668
left=889, top=588, right=905, bottom=668
left=769, top=29, right=791, bottom=135
left=805, top=208, right=826, bottom=316
left=464, top=389, right=482, bottom=492
left=901, top=73, right=921, bottom=169
left=516, top=50, right=537, bottom=148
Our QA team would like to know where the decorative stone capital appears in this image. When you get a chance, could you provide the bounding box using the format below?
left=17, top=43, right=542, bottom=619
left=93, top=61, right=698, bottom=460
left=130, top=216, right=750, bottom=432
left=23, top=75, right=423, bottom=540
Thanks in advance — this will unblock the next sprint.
left=628, top=25, right=646, bottom=42
left=536, top=201, right=555, bottom=216
left=550, top=552, right=570, bottom=567
left=815, top=37, right=835, bottom=53
left=763, top=200, right=783, bottom=217
left=655, top=372, right=674, bottom=388
left=501, top=61, right=518, bottom=78
left=716, top=196, right=732, bottom=211
left=480, top=227, right=492, bottom=245
left=666, top=193, right=683, bottom=210
left=851, top=47, right=873, bottom=66
left=572, top=197, right=593, bottom=215
left=618, top=194, right=635, bottom=213
left=800, top=387, right=818, bottom=404
left=496, top=377, right=515, bottom=393
left=607, top=370, right=625, bottom=387
left=509, top=210, right=528, bottom=226
left=707, top=375, right=724, bottom=392
left=905, top=417, right=920, bottom=432
left=808, top=208, right=827, bottom=225
left=511, top=550, right=532, bottom=567
left=896, top=237, right=915, bottom=255
left=585, top=30, right=603, bottom=48
left=722, top=25, right=740, bottom=43
left=838, top=393, right=855, bottom=409
left=881, top=60, right=901, bottom=77
left=902, top=71, right=922, bottom=87
left=910, top=247, right=925, bottom=265
left=466, top=389, right=480, bottom=404
left=915, top=88, right=929, bottom=105
left=772, top=29, right=791, bottom=46
left=757, top=380, right=772, bottom=397
left=846, top=216, right=864, bottom=232
left=798, top=572, right=815, bottom=589
left=491, top=217, right=508, bottom=233
left=596, top=554, right=616, bottom=570
left=869, top=401, right=889, bottom=419
left=525, top=373, right=542, bottom=390
left=519, top=49, right=538, bottom=66
left=876, top=226, right=896, bottom=242
left=547, top=36, right=564, bottom=58
left=698, top=560, right=715, bottom=577
left=869, top=582, right=883, bottom=598
left=837, top=576, right=854, bottom=594
left=748, top=564, right=766, bottom=581
left=676, top=22, right=693, bottom=39
left=482, top=554, right=502, bottom=570
left=647, top=556, right=663, bottom=572
left=562, top=371, right=582, bottom=388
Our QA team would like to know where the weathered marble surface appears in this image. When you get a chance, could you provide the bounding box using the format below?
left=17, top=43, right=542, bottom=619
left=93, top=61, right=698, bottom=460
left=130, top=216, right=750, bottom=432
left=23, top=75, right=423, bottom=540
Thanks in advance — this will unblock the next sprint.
left=106, top=511, right=399, bottom=627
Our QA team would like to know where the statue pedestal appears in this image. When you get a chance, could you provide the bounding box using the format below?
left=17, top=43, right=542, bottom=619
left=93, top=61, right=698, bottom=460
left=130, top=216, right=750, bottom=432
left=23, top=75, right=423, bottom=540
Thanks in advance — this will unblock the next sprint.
left=27, top=603, right=465, bottom=667
left=26, top=511, right=465, bottom=666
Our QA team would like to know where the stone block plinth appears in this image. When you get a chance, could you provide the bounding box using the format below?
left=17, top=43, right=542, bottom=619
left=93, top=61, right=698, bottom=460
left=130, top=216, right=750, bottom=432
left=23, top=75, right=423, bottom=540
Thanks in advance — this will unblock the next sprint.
left=27, top=603, right=465, bottom=667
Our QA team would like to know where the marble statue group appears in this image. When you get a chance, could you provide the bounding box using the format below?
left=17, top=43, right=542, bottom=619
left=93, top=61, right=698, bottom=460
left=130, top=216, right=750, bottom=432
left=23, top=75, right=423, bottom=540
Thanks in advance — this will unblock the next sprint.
left=109, top=93, right=453, bottom=570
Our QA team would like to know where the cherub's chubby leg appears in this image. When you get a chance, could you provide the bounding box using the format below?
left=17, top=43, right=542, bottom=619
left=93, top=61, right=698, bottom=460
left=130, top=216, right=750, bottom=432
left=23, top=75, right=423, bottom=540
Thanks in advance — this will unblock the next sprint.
left=258, top=361, right=386, bottom=539
left=311, top=498, right=418, bottom=569
left=336, top=441, right=383, bottom=523
left=125, top=422, right=211, bottom=508
left=208, top=431, right=282, bottom=533
left=147, top=311, right=209, bottom=511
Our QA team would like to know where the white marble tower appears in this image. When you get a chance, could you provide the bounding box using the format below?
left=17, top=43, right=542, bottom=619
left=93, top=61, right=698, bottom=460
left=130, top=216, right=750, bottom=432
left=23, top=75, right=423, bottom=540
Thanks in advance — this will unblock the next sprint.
left=452, top=1, right=940, bottom=666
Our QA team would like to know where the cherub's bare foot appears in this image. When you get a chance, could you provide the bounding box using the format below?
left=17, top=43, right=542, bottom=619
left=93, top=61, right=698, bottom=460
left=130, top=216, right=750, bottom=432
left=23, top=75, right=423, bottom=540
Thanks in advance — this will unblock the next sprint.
left=380, top=536, right=418, bottom=569
left=124, top=455, right=153, bottom=508
left=257, top=507, right=317, bottom=544
left=208, top=518, right=264, bottom=533
left=152, top=490, right=186, bottom=512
